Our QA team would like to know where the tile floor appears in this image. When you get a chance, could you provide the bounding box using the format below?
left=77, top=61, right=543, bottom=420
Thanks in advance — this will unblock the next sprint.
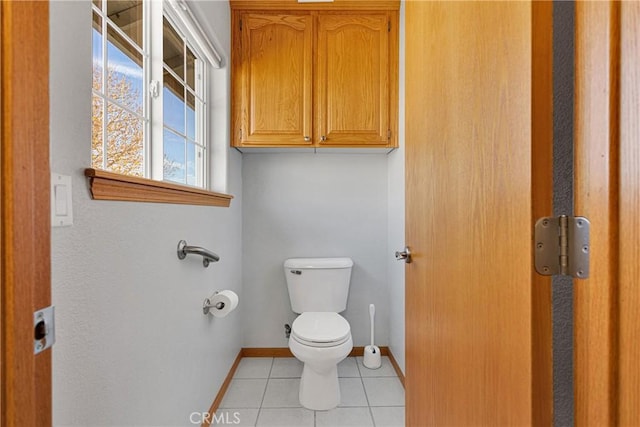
left=215, top=356, right=405, bottom=427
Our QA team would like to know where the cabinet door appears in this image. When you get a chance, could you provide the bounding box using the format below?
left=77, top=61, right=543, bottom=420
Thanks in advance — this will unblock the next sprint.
left=239, top=14, right=312, bottom=146
left=316, top=15, right=390, bottom=146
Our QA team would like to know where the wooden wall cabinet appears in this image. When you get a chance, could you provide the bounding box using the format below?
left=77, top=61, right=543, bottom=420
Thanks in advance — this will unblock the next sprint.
left=230, top=1, right=399, bottom=150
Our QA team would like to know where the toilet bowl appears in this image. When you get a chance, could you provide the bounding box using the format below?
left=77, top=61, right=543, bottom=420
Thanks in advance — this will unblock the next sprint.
left=288, top=312, right=353, bottom=410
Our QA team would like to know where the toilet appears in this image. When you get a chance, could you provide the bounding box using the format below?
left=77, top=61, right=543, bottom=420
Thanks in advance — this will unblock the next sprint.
left=284, top=257, right=354, bottom=410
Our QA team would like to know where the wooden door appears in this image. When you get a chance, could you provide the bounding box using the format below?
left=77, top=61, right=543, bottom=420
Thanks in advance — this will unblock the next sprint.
left=316, top=14, right=391, bottom=147
left=235, top=13, right=313, bottom=147
left=574, top=1, right=640, bottom=424
left=1, top=1, right=52, bottom=426
left=405, top=2, right=553, bottom=425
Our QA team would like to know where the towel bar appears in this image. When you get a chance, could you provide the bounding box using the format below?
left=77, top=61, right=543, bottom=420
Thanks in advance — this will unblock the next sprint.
left=177, top=240, right=220, bottom=267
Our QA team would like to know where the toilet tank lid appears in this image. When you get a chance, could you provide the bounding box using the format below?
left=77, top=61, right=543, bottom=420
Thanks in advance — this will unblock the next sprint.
left=284, top=257, right=353, bottom=269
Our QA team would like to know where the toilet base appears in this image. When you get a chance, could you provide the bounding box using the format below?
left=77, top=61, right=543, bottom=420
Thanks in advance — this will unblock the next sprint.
left=299, top=364, right=340, bottom=410
left=289, top=334, right=353, bottom=411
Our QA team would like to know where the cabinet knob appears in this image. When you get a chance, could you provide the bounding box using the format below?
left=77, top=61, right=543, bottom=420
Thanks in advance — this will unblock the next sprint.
left=320, top=135, right=327, bottom=142
left=304, top=136, right=311, bottom=142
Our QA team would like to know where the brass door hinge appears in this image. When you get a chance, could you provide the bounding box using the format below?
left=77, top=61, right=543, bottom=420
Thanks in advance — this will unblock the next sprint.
left=535, top=215, right=590, bottom=278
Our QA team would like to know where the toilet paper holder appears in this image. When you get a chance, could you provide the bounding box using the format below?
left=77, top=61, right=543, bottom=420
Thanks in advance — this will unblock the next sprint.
left=202, top=290, right=239, bottom=317
left=203, top=296, right=225, bottom=315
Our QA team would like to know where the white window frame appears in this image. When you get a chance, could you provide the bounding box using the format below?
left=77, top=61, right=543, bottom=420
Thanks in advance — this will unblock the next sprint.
left=92, top=0, right=149, bottom=177
left=92, top=0, right=223, bottom=190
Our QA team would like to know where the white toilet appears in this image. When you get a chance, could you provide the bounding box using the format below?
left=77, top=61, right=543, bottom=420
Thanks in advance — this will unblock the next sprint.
left=284, top=257, right=354, bottom=410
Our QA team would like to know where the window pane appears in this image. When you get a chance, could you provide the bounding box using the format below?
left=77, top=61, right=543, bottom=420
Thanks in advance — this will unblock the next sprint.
left=186, top=142, right=197, bottom=186
left=163, top=73, right=185, bottom=134
left=106, top=102, right=144, bottom=177
left=186, top=47, right=196, bottom=89
left=163, top=130, right=186, bottom=183
left=92, top=95, right=104, bottom=169
left=186, top=91, right=196, bottom=141
left=163, top=17, right=184, bottom=80
left=106, top=0, right=143, bottom=49
left=93, top=0, right=102, bottom=10
left=92, top=13, right=103, bottom=92
left=107, top=26, right=143, bottom=112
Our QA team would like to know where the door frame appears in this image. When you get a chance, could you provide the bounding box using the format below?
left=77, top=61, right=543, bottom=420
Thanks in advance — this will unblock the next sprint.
left=531, top=2, right=554, bottom=424
left=574, top=1, right=640, bottom=424
left=574, top=3, right=617, bottom=423
left=1, top=2, right=51, bottom=426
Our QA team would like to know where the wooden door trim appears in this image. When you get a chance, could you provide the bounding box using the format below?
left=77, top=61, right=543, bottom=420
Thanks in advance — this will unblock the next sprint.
left=574, top=2, right=619, bottom=425
left=1, top=2, right=51, bottom=426
left=531, top=2, right=554, bottom=424
left=575, top=1, right=640, bottom=424
left=617, top=2, right=640, bottom=422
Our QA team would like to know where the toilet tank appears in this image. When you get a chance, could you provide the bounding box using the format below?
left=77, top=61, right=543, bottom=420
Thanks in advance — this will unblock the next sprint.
left=284, top=257, right=353, bottom=314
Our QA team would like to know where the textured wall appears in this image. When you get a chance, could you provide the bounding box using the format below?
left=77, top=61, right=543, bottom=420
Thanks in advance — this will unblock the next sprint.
left=553, top=2, right=575, bottom=426
left=241, top=154, right=389, bottom=348
left=386, top=2, right=406, bottom=374
left=50, top=2, right=243, bottom=425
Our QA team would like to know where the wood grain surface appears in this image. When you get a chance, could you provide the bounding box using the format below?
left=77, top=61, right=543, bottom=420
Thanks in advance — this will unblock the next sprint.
left=405, top=1, right=536, bottom=424
left=574, top=2, right=619, bottom=424
left=1, top=2, right=51, bottom=425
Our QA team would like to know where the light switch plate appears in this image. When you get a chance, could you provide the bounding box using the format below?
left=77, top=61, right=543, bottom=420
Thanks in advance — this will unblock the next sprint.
left=51, top=173, right=73, bottom=227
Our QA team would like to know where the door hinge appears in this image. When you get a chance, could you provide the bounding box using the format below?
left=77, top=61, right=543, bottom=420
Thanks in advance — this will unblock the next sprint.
left=387, top=129, right=392, bottom=139
left=534, top=215, right=590, bottom=278
left=388, top=21, right=391, bottom=32
left=34, top=306, right=55, bottom=355
left=239, top=19, right=242, bottom=31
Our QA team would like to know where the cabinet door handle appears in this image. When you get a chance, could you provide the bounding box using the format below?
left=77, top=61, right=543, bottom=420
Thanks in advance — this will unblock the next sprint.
left=320, top=135, right=327, bottom=142
left=304, top=136, right=311, bottom=142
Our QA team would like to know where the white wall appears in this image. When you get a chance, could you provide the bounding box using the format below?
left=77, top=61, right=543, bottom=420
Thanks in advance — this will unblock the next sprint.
left=50, top=2, right=242, bottom=426
left=386, top=2, right=406, bottom=374
left=241, top=154, right=389, bottom=348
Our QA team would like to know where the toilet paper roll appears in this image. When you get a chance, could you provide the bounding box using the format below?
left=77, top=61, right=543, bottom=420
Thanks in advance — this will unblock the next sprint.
left=209, top=290, right=238, bottom=318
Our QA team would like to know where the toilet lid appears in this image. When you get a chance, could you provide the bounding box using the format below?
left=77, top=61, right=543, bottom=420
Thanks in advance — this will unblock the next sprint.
left=291, top=312, right=351, bottom=344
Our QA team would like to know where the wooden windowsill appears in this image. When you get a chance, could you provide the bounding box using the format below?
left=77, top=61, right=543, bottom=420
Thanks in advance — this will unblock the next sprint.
left=84, top=168, right=233, bottom=207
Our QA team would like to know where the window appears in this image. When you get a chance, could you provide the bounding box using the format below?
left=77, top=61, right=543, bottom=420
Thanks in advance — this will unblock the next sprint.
left=161, top=16, right=205, bottom=186
left=91, top=0, right=221, bottom=189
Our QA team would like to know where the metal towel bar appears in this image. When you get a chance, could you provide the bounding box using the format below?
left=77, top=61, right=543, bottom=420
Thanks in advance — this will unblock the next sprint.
left=177, top=240, right=220, bottom=267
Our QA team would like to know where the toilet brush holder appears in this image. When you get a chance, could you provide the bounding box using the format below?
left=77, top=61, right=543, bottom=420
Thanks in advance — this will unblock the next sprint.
left=363, top=303, right=382, bottom=369
left=363, top=345, right=381, bottom=369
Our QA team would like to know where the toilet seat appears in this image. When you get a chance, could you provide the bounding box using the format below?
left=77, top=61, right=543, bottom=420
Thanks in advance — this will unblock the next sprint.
left=291, top=312, right=351, bottom=348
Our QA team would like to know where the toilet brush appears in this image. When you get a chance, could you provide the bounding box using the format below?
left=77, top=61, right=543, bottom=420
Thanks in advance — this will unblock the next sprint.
left=363, top=304, right=382, bottom=369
